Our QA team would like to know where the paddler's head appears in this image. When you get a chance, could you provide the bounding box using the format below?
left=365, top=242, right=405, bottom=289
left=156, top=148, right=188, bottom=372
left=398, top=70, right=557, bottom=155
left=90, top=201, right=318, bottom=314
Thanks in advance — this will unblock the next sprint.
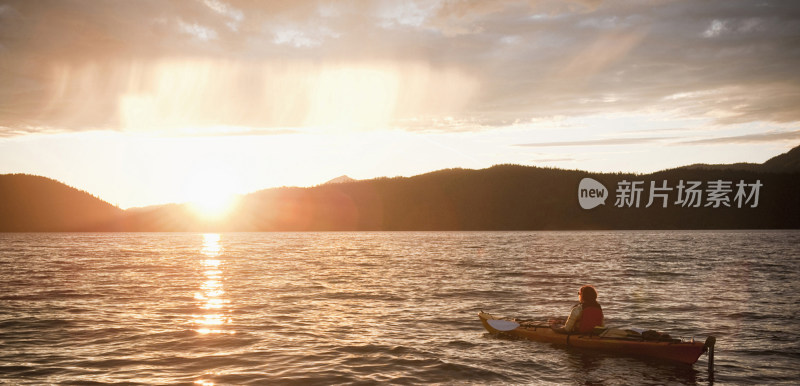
left=579, top=285, right=597, bottom=303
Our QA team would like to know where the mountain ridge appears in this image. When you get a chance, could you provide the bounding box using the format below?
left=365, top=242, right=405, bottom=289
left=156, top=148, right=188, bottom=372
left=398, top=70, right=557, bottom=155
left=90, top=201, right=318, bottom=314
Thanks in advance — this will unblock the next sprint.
left=0, top=174, right=124, bottom=231
left=2, top=144, right=799, bottom=231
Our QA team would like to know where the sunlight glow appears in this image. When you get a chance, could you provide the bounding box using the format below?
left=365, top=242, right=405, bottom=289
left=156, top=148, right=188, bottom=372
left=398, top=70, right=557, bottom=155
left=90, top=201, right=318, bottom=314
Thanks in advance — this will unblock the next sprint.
left=114, top=59, right=477, bottom=133
left=186, top=174, right=240, bottom=221
left=189, top=192, right=238, bottom=221
left=305, top=65, right=400, bottom=129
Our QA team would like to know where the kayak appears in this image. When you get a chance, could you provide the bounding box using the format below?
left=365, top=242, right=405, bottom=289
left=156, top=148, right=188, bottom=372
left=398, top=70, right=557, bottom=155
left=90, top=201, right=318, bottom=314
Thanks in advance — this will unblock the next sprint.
left=479, top=311, right=715, bottom=366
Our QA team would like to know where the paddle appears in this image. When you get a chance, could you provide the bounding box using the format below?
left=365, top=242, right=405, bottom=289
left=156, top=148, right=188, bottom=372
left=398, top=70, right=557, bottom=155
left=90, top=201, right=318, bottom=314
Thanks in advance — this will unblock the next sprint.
left=487, top=319, right=521, bottom=331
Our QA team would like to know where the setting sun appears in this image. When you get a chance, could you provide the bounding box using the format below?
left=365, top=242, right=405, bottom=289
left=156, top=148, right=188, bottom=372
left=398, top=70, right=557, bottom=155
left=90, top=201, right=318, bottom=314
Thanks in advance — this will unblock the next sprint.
left=181, top=169, right=241, bottom=221
left=188, top=191, right=238, bottom=221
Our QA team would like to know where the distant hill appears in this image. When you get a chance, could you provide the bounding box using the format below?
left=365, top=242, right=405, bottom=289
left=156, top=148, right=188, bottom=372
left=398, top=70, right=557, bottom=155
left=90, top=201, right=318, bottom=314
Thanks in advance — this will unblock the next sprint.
left=0, top=174, right=124, bottom=231
left=324, top=175, right=357, bottom=185
left=221, top=164, right=798, bottom=231
left=120, top=203, right=200, bottom=232
left=761, top=145, right=800, bottom=173
left=677, top=162, right=762, bottom=172
left=676, top=145, right=800, bottom=173
left=1, top=145, right=799, bottom=231
left=226, top=166, right=589, bottom=231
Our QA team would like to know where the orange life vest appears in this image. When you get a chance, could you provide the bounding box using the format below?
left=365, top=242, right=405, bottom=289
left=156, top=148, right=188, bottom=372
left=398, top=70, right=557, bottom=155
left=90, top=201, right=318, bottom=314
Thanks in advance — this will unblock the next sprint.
left=578, top=305, right=604, bottom=333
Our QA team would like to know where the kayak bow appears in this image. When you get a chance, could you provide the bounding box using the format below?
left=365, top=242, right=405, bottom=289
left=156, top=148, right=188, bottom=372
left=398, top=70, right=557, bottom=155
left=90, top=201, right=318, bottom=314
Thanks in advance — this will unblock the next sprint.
left=479, top=311, right=715, bottom=366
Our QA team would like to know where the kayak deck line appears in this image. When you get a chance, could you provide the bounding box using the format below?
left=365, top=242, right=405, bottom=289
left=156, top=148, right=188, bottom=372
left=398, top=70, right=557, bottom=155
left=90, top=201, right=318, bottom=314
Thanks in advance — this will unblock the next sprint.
left=479, top=311, right=716, bottom=369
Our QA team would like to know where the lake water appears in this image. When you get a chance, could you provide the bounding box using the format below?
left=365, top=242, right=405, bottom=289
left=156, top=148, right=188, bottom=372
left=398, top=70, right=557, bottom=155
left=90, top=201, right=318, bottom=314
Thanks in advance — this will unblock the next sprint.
left=1, top=231, right=798, bottom=385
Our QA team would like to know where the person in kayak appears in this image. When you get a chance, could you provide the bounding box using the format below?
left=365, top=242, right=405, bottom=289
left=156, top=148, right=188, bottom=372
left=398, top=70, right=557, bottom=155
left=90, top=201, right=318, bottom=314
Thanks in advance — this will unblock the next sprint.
left=551, top=285, right=604, bottom=334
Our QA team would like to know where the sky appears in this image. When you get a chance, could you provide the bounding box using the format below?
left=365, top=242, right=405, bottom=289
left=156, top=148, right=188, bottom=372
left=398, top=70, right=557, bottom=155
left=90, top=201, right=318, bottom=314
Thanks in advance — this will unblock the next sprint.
left=1, top=0, right=799, bottom=209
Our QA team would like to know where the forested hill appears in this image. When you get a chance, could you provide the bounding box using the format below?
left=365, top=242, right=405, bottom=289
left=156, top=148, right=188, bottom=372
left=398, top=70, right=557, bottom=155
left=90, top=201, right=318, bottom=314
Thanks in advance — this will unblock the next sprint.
left=0, top=174, right=124, bottom=231
left=2, top=145, right=799, bottom=231
left=222, top=165, right=798, bottom=231
left=678, top=146, right=800, bottom=173
left=219, top=145, right=800, bottom=231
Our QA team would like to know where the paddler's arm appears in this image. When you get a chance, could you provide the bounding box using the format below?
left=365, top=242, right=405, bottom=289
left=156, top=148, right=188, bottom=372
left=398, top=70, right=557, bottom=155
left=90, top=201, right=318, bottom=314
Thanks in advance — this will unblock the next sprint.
left=552, top=304, right=582, bottom=334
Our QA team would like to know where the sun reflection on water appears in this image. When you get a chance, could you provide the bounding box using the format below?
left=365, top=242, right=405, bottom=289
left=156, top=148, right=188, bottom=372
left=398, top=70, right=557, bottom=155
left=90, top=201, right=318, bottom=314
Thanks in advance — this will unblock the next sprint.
left=201, top=234, right=222, bottom=256
left=192, top=234, right=234, bottom=335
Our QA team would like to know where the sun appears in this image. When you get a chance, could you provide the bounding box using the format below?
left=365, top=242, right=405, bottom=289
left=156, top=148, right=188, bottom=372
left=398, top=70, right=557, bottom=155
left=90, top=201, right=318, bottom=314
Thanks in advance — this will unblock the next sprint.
left=183, top=172, right=240, bottom=221
left=189, top=191, right=238, bottom=221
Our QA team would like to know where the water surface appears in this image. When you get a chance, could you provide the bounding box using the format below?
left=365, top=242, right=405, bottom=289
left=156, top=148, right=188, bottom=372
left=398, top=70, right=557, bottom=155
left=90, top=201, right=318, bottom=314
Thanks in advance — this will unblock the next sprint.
left=1, top=231, right=798, bottom=384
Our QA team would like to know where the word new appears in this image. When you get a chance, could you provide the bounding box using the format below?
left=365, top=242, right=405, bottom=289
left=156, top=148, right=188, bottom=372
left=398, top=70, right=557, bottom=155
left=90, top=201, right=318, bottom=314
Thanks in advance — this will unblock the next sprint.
left=614, top=180, right=762, bottom=208
left=578, top=178, right=609, bottom=209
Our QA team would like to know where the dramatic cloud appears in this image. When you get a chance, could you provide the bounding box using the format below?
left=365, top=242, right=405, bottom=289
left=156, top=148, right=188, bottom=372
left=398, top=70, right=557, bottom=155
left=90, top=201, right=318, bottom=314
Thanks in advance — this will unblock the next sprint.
left=1, top=0, right=799, bottom=135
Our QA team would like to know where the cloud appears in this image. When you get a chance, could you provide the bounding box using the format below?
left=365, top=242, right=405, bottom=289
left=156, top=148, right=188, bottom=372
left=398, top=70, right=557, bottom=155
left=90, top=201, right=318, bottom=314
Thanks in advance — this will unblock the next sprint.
left=1, top=0, right=799, bottom=136
left=202, top=0, right=244, bottom=31
left=178, top=19, right=219, bottom=41
left=533, top=157, right=577, bottom=163
left=702, top=19, right=728, bottom=38
left=515, top=137, right=674, bottom=147
left=681, top=130, right=800, bottom=145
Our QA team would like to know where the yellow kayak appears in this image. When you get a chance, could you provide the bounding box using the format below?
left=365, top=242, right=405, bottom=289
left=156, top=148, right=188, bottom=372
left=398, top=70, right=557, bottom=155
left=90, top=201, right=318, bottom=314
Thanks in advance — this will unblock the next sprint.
left=479, top=311, right=715, bottom=366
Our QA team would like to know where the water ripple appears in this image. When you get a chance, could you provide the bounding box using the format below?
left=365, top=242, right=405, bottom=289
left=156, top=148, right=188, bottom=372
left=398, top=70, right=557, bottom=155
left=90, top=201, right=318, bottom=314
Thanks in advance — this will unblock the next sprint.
left=0, top=231, right=798, bottom=384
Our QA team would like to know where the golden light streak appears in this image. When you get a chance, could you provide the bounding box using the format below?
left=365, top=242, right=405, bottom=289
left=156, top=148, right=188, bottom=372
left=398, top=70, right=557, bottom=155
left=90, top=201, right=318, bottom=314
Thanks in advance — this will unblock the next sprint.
left=201, top=234, right=222, bottom=256
left=192, top=234, right=234, bottom=335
